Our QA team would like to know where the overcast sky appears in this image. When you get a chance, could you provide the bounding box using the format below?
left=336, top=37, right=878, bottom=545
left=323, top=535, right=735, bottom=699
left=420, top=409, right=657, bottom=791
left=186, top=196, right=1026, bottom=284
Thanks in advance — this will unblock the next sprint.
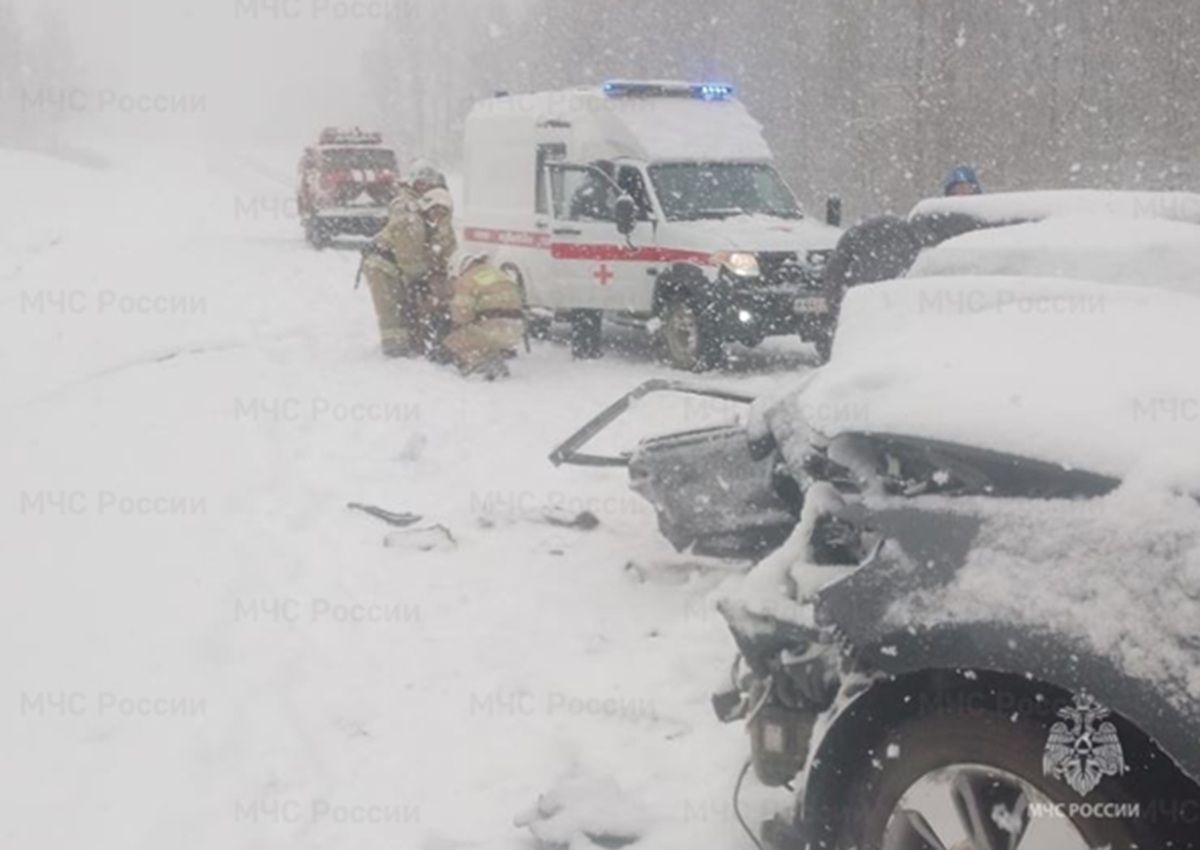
left=16, top=0, right=396, bottom=144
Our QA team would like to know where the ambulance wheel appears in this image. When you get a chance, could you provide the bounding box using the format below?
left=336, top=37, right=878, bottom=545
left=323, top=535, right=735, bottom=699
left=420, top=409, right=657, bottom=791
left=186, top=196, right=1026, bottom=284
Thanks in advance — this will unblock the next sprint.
left=811, top=331, right=833, bottom=364
left=570, top=310, right=603, bottom=360
left=662, top=297, right=722, bottom=372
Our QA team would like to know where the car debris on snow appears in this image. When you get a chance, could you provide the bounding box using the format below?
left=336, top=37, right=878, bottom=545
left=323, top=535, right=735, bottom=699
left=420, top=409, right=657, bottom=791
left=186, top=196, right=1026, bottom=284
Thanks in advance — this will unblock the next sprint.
left=514, top=772, right=651, bottom=850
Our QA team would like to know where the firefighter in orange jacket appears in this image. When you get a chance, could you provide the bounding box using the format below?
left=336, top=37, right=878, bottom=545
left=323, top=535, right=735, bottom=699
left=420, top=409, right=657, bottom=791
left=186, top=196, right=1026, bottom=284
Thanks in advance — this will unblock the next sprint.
left=441, top=254, right=525, bottom=379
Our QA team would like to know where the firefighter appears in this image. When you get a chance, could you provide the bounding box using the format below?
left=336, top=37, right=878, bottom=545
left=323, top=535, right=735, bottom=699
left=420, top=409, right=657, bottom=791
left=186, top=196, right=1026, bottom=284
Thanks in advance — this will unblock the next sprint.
left=415, top=186, right=459, bottom=353
left=441, top=254, right=525, bottom=379
left=360, top=164, right=450, bottom=358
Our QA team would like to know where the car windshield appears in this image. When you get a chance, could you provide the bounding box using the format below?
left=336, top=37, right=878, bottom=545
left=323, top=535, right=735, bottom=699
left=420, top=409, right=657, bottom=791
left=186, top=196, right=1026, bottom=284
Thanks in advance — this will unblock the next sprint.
left=320, top=148, right=397, bottom=171
left=648, top=162, right=802, bottom=221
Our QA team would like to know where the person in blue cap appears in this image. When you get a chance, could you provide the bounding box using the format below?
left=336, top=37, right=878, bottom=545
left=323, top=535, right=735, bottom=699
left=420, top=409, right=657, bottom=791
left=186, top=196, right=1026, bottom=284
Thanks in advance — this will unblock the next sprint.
left=944, top=165, right=983, bottom=196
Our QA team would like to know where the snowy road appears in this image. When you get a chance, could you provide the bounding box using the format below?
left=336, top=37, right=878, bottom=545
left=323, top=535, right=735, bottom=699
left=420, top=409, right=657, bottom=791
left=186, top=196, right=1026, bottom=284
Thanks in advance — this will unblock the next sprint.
left=0, top=145, right=811, bottom=850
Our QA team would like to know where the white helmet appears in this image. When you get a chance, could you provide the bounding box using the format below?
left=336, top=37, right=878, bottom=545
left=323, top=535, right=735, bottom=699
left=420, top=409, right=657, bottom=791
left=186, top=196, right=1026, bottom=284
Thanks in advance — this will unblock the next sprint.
left=419, top=187, right=454, bottom=214
left=408, top=159, right=446, bottom=190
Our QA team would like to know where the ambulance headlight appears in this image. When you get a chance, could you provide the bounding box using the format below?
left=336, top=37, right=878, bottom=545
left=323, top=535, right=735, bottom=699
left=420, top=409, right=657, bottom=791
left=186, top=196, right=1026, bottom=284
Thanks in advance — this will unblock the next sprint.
left=712, top=252, right=760, bottom=279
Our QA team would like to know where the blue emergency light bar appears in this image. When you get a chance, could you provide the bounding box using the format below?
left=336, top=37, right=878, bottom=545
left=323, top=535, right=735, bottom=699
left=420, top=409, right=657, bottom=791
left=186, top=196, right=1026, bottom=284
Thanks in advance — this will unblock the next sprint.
left=695, top=83, right=735, bottom=101
left=602, top=81, right=735, bottom=101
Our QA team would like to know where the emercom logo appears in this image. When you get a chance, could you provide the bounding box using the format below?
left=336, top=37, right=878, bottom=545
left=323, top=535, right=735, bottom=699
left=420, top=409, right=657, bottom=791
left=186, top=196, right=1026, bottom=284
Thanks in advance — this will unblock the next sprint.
left=1042, top=692, right=1129, bottom=797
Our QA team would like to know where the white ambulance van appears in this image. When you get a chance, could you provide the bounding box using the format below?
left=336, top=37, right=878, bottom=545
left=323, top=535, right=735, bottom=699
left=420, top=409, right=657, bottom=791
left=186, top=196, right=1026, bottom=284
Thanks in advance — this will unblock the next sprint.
left=460, top=81, right=843, bottom=370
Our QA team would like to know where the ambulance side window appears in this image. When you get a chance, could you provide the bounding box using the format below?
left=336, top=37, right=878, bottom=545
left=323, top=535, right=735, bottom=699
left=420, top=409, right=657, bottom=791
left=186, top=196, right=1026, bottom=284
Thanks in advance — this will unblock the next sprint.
left=536, top=144, right=566, bottom=215
left=568, top=163, right=616, bottom=222
left=617, top=166, right=652, bottom=220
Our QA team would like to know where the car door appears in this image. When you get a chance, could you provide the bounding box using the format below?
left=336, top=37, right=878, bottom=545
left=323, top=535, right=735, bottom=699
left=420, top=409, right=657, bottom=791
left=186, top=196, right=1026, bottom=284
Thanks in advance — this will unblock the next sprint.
left=546, top=162, right=632, bottom=311
left=612, top=164, right=662, bottom=313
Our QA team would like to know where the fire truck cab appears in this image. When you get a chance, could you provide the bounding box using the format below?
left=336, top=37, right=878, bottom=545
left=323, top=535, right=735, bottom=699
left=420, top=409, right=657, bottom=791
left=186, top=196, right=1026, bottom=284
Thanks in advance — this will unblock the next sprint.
left=461, top=81, right=843, bottom=369
left=297, top=127, right=398, bottom=248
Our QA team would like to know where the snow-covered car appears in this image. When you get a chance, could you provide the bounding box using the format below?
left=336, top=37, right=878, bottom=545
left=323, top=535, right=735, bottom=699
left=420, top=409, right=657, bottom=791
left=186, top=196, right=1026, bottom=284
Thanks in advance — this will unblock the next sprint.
left=552, top=270, right=1200, bottom=849
left=297, top=127, right=398, bottom=248
left=824, top=189, right=1200, bottom=303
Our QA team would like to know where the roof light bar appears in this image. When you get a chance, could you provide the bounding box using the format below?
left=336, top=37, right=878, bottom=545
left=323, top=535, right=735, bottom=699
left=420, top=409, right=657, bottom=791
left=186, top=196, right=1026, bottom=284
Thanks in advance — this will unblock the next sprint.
left=601, top=81, right=736, bottom=101
left=694, top=83, right=735, bottom=101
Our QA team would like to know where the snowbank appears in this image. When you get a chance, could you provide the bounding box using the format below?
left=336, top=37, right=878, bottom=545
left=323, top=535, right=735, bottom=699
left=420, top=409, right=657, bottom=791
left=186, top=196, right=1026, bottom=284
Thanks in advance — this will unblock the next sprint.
left=0, top=142, right=803, bottom=850
left=782, top=275, right=1200, bottom=488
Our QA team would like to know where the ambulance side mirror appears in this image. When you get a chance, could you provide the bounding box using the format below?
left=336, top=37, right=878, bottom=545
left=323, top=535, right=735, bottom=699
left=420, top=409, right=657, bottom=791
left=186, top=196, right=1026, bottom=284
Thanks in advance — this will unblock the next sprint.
left=614, top=194, right=637, bottom=237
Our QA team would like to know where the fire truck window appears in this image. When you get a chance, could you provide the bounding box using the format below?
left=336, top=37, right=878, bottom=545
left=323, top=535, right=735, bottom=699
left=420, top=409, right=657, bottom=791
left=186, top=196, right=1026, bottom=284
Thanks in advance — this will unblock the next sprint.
left=617, top=167, right=652, bottom=220
left=320, top=149, right=398, bottom=171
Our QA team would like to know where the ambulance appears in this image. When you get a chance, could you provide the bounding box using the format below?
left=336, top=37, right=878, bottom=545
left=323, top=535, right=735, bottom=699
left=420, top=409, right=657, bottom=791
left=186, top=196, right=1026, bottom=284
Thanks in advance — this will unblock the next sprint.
left=460, top=81, right=844, bottom=369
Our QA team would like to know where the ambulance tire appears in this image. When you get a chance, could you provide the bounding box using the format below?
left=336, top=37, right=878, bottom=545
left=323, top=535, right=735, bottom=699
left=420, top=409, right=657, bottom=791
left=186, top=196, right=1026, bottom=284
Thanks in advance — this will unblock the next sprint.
left=811, top=331, right=834, bottom=364
left=570, top=310, right=603, bottom=360
left=662, top=296, right=723, bottom=372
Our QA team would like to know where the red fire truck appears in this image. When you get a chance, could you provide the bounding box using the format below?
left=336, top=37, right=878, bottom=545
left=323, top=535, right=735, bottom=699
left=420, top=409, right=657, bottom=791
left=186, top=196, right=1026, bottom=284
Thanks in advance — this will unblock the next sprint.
left=297, top=127, right=398, bottom=248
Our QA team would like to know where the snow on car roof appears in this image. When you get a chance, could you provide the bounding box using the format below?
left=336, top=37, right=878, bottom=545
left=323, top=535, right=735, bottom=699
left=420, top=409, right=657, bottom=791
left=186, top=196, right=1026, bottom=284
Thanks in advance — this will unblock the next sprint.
left=910, top=214, right=1200, bottom=298
left=911, top=189, right=1200, bottom=226
left=776, top=274, right=1200, bottom=488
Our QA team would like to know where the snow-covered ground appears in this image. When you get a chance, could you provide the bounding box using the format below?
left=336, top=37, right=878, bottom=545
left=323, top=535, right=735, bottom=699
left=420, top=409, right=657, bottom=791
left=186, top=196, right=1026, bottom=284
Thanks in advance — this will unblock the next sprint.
left=0, top=144, right=809, bottom=850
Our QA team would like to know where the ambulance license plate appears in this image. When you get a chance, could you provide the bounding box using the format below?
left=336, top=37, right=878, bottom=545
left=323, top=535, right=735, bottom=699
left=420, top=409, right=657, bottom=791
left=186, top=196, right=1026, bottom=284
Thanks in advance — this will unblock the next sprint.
left=794, top=297, right=829, bottom=315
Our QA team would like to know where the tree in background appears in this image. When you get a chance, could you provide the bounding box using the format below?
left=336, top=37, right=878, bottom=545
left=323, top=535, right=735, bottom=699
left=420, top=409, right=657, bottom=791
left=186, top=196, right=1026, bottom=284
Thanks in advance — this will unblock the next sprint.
left=363, top=0, right=1200, bottom=217
left=0, top=0, right=25, bottom=142
left=0, top=0, right=83, bottom=149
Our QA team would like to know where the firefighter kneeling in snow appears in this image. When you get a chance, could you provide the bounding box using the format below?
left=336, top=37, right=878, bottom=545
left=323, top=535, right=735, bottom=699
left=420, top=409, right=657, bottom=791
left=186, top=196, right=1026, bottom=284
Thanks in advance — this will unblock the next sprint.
left=440, top=254, right=525, bottom=379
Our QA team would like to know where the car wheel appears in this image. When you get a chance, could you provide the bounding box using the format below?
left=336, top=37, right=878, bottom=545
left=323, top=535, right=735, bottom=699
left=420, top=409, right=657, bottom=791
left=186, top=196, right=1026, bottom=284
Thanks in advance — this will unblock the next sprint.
left=807, top=690, right=1170, bottom=850
left=811, top=330, right=834, bottom=364
left=305, top=218, right=330, bottom=250
left=570, top=309, right=603, bottom=359
left=662, top=297, right=722, bottom=372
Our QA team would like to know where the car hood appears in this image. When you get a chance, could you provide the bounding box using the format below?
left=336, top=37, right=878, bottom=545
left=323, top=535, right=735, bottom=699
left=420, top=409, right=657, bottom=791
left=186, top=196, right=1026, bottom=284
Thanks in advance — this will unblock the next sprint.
left=667, top=214, right=842, bottom=254
left=774, top=274, right=1200, bottom=489
left=910, top=214, right=1200, bottom=299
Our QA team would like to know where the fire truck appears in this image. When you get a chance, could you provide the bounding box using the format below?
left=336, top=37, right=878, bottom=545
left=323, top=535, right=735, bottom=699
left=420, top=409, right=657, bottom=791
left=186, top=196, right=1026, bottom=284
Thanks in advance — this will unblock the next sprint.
left=297, top=127, right=398, bottom=248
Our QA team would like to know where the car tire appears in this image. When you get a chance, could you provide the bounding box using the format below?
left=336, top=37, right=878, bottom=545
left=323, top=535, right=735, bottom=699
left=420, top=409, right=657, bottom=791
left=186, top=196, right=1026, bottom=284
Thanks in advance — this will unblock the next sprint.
left=810, top=331, right=834, bottom=364
left=570, top=309, right=603, bottom=359
left=661, top=297, right=722, bottom=372
left=803, top=683, right=1187, bottom=850
left=305, top=218, right=330, bottom=250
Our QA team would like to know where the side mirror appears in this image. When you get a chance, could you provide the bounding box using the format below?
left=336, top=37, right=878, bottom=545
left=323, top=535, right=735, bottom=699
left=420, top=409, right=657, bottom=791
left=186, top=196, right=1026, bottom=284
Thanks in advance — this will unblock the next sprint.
left=614, top=194, right=637, bottom=236
left=826, top=195, right=843, bottom=228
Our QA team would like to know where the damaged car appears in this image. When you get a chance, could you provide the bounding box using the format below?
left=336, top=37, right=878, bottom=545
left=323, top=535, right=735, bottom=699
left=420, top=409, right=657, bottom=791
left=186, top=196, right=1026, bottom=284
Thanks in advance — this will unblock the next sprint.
left=552, top=267, right=1200, bottom=849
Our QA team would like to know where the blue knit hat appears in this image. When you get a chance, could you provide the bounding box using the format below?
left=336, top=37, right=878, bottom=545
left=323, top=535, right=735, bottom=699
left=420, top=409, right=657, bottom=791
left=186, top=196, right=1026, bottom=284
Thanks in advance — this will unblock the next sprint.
left=944, top=165, right=982, bottom=195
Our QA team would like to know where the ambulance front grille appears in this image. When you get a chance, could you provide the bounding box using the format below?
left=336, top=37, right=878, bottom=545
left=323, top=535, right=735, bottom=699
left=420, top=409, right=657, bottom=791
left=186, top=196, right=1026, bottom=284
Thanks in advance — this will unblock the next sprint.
left=757, top=251, right=821, bottom=287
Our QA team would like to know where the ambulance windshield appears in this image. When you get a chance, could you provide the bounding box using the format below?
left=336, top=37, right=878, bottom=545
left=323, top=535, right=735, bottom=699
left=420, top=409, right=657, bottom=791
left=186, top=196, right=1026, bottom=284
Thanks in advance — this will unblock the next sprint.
left=648, top=163, right=802, bottom=221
